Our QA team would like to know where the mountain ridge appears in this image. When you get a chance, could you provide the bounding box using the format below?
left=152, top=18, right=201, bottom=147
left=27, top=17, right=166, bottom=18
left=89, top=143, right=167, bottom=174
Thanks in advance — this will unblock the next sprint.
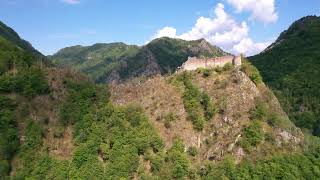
left=0, top=20, right=43, bottom=57
left=49, top=37, right=229, bottom=83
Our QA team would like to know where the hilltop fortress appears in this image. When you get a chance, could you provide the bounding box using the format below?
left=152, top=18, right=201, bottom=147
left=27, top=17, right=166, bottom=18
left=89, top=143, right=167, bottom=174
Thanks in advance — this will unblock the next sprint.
left=180, top=55, right=242, bottom=71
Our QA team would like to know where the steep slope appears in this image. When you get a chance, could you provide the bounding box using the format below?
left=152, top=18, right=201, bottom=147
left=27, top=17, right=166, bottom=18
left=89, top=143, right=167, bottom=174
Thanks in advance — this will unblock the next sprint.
left=49, top=37, right=228, bottom=83
left=250, top=16, right=320, bottom=136
left=0, top=21, right=43, bottom=56
left=1, top=20, right=320, bottom=179
left=108, top=63, right=320, bottom=179
left=50, top=42, right=140, bottom=81
left=111, top=63, right=303, bottom=165
left=0, top=22, right=91, bottom=178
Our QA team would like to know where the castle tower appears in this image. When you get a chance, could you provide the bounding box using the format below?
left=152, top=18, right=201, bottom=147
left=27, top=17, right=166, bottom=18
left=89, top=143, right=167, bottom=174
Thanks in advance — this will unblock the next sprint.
left=233, top=55, right=242, bottom=66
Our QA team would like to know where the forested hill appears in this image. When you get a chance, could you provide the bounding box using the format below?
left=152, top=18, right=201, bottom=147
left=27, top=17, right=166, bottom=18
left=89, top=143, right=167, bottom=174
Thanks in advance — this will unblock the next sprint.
left=0, top=21, right=43, bottom=57
left=250, top=16, right=320, bottom=136
left=1, top=19, right=320, bottom=179
left=49, top=37, right=228, bottom=83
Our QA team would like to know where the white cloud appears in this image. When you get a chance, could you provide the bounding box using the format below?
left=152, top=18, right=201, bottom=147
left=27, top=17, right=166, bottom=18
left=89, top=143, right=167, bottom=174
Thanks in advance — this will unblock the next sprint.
left=225, top=0, right=278, bottom=23
left=61, top=0, right=80, bottom=4
left=233, top=38, right=270, bottom=55
left=150, top=3, right=270, bottom=56
left=152, top=27, right=177, bottom=39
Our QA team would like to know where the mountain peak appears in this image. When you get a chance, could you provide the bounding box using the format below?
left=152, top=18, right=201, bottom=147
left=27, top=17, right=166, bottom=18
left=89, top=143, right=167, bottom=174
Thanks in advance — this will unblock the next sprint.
left=250, top=15, right=320, bottom=136
left=261, top=15, right=320, bottom=53
left=277, top=15, right=320, bottom=41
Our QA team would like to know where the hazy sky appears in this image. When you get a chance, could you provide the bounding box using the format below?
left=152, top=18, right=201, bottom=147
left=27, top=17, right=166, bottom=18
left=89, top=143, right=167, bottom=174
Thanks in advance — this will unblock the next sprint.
left=0, top=0, right=319, bottom=55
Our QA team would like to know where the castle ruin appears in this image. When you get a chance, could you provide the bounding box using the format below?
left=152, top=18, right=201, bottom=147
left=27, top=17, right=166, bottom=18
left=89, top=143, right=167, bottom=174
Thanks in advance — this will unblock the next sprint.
left=180, top=55, right=242, bottom=71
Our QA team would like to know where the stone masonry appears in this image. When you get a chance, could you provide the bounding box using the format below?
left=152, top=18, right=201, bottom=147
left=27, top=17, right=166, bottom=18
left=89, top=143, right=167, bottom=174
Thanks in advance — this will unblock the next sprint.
left=180, top=55, right=242, bottom=71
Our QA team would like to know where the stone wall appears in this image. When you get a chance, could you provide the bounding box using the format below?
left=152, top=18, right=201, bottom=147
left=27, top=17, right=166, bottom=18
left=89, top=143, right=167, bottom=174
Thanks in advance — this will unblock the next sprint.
left=180, top=55, right=242, bottom=71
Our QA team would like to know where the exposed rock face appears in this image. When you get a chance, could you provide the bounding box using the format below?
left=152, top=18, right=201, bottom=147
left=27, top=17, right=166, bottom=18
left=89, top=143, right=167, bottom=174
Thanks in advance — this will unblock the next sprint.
left=130, top=47, right=162, bottom=77
left=106, top=70, right=121, bottom=84
left=190, top=39, right=213, bottom=53
left=276, top=128, right=302, bottom=146
left=144, top=54, right=162, bottom=76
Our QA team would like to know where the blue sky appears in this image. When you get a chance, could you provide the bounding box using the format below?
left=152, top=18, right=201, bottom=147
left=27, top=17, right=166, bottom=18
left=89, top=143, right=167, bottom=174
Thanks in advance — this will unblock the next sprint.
left=0, top=0, right=319, bottom=55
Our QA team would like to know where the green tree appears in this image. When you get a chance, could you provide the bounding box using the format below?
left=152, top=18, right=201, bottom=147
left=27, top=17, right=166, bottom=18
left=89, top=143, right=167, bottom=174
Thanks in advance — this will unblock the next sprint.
left=240, top=120, right=264, bottom=151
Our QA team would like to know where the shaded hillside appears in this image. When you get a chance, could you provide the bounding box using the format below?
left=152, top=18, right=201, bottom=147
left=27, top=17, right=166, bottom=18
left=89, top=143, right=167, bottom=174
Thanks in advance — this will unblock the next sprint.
left=250, top=16, right=320, bottom=136
left=49, top=37, right=228, bottom=83
left=0, top=25, right=90, bottom=178
left=0, top=21, right=43, bottom=57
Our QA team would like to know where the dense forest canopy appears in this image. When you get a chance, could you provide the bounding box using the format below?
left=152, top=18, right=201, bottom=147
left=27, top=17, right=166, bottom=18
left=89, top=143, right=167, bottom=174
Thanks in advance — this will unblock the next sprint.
left=250, top=16, right=320, bottom=136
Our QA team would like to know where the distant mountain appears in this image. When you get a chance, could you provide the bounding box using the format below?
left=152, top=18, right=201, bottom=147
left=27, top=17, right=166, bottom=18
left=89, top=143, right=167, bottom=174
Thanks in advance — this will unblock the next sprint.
left=250, top=16, right=320, bottom=136
left=49, top=37, right=228, bottom=83
left=1, top=18, right=320, bottom=180
left=0, top=21, right=43, bottom=56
